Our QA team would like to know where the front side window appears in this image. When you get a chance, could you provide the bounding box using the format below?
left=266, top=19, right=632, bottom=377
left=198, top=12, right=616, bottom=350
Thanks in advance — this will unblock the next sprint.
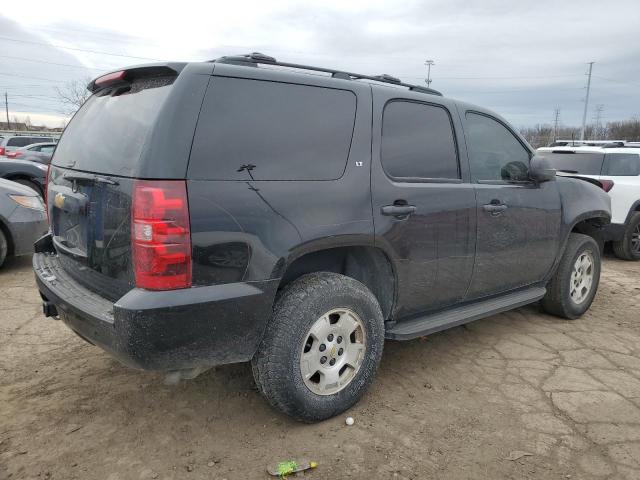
left=381, top=101, right=459, bottom=180
left=465, top=112, right=531, bottom=182
left=602, top=153, right=640, bottom=176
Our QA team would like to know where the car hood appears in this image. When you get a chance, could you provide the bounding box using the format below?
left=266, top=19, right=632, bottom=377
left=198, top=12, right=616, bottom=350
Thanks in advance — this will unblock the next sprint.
left=0, top=177, right=42, bottom=196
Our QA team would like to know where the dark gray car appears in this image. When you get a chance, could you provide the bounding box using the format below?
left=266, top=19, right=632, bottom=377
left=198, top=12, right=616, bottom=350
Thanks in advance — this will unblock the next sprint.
left=0, top=178, right=48, bottom=268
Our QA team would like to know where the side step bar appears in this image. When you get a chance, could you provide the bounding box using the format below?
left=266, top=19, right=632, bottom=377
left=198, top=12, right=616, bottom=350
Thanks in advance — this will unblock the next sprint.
left=385, top=287, right=546, bottom=340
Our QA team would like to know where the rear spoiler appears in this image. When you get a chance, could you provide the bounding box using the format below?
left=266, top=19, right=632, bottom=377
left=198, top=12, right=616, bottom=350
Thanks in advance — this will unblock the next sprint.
left=87, top=63, right=187, bottom=93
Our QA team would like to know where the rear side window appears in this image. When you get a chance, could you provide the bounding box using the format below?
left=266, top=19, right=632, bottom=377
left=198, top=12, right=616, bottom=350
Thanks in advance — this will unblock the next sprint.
left=189, top=77, right=356, bottom=180
left=53, top=77, right=175, bottom=176
left=602, top=153, right=640, bottom=176
left=381, top=101, right=459, bottom=180
left=465, top=112, right=531, bottom=182
left=536, top=151, right=605, bottom=175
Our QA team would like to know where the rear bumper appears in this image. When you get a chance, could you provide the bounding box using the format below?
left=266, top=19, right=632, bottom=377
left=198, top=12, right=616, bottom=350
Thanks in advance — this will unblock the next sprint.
left=33, top=252, right=278, bottom=371
left=602, top=222, right=626, bottom=242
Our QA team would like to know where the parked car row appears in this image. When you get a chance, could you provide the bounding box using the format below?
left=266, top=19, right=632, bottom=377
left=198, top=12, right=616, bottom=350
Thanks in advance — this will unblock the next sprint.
left=0, top=136, right=53, bottom=268
left=0, top=135, right=57, bottom=157
left=537, top=145, right=640, bottom=260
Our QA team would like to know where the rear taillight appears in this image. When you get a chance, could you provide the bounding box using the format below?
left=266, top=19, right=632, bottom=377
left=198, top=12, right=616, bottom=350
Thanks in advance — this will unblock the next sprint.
left=132, top=180, right=191, bottom=290
left=0, top=147, right=5, bottom=156
left=600, top=179, right=614, bottom=192
left=6, top=151, right=21, bottom=158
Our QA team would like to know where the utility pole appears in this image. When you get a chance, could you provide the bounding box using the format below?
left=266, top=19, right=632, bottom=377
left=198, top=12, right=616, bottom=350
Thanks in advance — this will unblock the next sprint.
left=579, top=62, right=594, bottom=142
left=4, top=92, right=10, bottom=130
left=593, top=104, right=604, bottom=139
left=424, top=60, right=435, bottom=87
left=553, top=107, right=561, bottom=141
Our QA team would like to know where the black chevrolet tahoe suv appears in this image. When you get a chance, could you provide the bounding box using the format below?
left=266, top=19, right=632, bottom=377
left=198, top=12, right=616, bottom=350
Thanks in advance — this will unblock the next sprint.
left=34, top=53, right=611, bottom=422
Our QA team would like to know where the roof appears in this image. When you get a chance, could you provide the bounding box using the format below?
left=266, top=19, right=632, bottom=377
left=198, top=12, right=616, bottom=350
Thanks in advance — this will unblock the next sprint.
left=211, top=52, right=443, bottom=97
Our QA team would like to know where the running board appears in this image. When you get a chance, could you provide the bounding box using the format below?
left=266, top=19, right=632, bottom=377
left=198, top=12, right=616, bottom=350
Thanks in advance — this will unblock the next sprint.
left=385, top=287, right=546, bottom=340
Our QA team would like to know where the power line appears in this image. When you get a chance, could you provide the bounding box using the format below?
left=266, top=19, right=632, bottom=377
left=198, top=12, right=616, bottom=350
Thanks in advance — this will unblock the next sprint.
left=0, top=35, right=164, bottom=61
left=0, top=72, right=71, bottom=83
left=0, top=54, right=107, bottom=71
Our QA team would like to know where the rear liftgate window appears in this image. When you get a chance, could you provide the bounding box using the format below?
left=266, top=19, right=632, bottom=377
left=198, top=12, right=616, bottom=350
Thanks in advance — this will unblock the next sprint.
left=189, top=77, right=357, bottom=180
left=52, top=76, right=175, bottom=177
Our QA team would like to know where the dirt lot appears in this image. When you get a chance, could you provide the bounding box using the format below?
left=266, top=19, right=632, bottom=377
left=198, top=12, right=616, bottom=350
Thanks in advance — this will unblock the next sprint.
left=1, top=256, right=640, bottom=480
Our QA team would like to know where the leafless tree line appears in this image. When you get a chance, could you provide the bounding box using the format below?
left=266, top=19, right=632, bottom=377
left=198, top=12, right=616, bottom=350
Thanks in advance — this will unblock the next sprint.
left=520, top=118, right=640, bottom=149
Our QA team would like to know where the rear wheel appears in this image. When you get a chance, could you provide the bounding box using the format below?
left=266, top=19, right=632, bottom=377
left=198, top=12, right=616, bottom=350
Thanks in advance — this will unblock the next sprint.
left=0, top=229, right=7, bottom=268
left=252, top=272, right=384, bottom=422
left=541, top=233, right=601, bottom=319
left=612, top=212, right=640, bottom=261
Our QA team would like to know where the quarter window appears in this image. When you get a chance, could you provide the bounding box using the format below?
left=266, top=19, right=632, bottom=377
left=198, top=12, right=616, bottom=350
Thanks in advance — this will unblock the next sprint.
left=602, top=153, right=640, bottom=176
left=189, top=77, right=357, bottom=181
left=465, top=112, right=531, bottom=182
left=381, top=101, right=459, bottom=180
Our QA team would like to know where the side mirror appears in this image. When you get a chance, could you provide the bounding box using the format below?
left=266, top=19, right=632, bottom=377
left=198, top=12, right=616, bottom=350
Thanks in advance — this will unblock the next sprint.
left=529, top=155, right=556, bottom=182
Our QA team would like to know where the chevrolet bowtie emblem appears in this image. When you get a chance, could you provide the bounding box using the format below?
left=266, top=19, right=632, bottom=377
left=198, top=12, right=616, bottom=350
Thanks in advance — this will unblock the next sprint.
left=54, top=192, right=65, bottom=209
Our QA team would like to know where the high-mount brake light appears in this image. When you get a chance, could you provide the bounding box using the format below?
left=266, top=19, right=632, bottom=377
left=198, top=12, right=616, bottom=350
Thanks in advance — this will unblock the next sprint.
left=95, top=70, right=127, bottom=87
left=132, top=180, right=192, bottom=290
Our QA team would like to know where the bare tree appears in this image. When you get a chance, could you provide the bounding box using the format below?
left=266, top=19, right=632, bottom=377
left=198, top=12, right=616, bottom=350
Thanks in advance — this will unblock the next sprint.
left=55, top=77, right=92, bottom=114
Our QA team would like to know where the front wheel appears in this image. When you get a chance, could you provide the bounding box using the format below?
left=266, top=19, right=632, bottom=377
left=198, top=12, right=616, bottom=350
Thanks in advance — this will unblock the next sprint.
left=612, top=212, right=640, bottom=261
left=541, top=233, right=601, bottom=319
left=252, top=272, right=384, bottom=422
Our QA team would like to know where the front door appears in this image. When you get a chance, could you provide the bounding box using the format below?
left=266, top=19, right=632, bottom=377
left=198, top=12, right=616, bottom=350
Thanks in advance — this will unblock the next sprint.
left=372, top=95, right=476, bottom=318
left=461, top=111, right=562, bottom=299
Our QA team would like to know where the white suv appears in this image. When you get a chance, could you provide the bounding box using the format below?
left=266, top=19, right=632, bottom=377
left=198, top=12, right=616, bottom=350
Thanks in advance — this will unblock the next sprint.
left=537, top=145, right=640, bottom=260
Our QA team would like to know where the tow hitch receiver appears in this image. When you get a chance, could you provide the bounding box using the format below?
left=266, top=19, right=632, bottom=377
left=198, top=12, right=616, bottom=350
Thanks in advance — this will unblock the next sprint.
left=42, top=300, right=58, bottom=318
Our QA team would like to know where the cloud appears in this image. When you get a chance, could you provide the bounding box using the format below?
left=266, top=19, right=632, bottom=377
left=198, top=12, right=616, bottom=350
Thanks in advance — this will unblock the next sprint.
left=1, top=0, right=639, bottom=127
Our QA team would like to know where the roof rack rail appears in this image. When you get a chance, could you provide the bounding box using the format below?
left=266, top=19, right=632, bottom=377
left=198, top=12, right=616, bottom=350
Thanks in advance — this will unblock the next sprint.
left=212, top=52, right=443, bottom=96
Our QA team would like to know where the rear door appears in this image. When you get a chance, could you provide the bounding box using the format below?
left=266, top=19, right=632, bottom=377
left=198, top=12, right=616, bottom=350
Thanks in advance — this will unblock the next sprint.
left=372, top=92, right=476, bottom=318
left=462, top=111, right=561, bottom=299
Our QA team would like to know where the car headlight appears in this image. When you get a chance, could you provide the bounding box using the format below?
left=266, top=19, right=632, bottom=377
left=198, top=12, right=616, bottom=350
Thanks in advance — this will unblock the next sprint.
left=9, top=194, right=45, bottom=211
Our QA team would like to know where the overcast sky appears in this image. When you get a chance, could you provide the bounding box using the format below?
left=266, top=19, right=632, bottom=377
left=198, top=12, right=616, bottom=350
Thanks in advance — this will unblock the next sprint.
left=1, top=0, right=639, bottom=128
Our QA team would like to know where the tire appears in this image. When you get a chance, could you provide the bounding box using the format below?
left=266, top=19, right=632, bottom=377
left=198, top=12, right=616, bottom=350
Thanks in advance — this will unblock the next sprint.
left=612, top=212, right=640, bottom=261
left=251, top=272, right=385, bottom=423
left=541, top=233, right=601, bottom=319
left=0, top=229, right=7, bottom=268
left=12, top=179, right=43, bottom=197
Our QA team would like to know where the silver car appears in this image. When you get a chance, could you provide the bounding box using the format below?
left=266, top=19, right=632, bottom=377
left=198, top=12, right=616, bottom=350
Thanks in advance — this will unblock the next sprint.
left=0, top=178, right=48, bottom=268
left=5, top=142, right=57, bottom=164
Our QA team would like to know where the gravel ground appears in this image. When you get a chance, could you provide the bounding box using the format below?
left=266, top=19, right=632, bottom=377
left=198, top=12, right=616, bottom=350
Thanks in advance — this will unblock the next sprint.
left=1, top=255, right=640, bottom=480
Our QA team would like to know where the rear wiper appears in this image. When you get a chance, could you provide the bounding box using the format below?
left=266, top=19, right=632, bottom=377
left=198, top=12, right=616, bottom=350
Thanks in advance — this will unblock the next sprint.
left=63, top=173, right=119, bottom=186
left=556, top=169, right=579, bottom=174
